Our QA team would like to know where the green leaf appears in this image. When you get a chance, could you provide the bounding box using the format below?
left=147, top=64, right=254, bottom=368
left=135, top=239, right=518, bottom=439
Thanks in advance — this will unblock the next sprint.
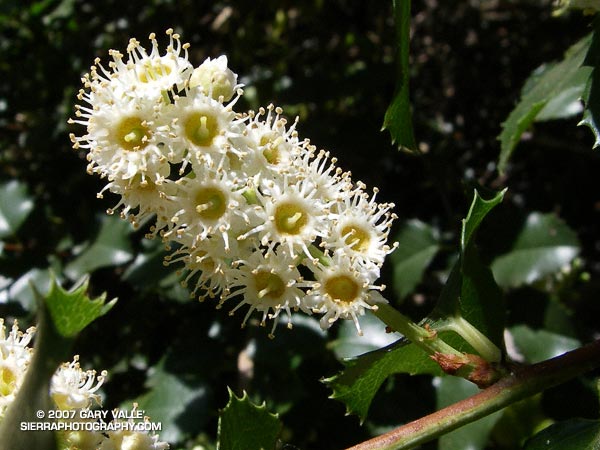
left=390, top=219, right=440, bottom=300
left=324, top=339, right=444, bottom=421
left=134, top=359, right=211, bottom=443
left=435, top=189, right=506, bottom=348
left=498, top=33, right=593, bottom=173
left=509, top=325, right=580, bottom=364
left=64, top=215, right=134, bottom=279
left=580, top=19, right=600, bottom=149
left=382, top=0, right=416, bottom=151
left=44, top=276, right=116, bottom=338
left=461, top=189, right=506, bottom=254
left=0, top=180, right=34, bottom=239
left=524, top=419, right=600, bottom=450
left=436, top=377, right=503, bottom=450
left=329, top=313, right=399, bottom=360
left=217, top=388, right=282, bottom=450
left=491, top=212, right=580, bottom=289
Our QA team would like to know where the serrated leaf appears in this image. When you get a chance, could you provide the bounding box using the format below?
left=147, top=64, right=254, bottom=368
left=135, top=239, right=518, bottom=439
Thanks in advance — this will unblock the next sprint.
left=491, top=212, right=580, bottom=289
left=0, top=180, right=34, bottom=239
left=508, top=325, right=580, bottom=364
left=324, top=339, right=444, bottom=421
left=382, top=0, right=416, bottom=151
left=524, top=419, right=600, bottom=450
left=436, top=377, right=503, bottom=450
left=498, top=33, right=593, bottom=173
left=134, top=358, right=211, bottom=443
left=64, top=215, right=134, bottom=279
left=217, top=388, right=282, bottom=450
left=580, top=19, right=600, bottom=149
left=44, top=276, right=116, bottom=338
left=390, top=219, right=440, bottom=299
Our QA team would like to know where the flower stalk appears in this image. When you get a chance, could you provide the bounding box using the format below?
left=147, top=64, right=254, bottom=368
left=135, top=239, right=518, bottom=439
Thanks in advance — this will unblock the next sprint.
left=347, top=338, right=600, bottom=450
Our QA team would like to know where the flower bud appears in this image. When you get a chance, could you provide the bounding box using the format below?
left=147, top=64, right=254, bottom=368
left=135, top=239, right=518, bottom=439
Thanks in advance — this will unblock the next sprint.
left=189, top=55, right=238, bottom=101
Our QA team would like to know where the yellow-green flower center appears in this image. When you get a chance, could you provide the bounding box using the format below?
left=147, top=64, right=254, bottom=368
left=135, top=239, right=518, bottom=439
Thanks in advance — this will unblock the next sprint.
left=342, top=224, right=371, bottom=252
left=185, top=111, right=219, bottom=147
left=274, top=202, right=309, bottom=235
left=253, top=271, right=286, bottom=300
left=0, top=366, right=17, bottom=397
left=194, top=187, right=227, bottom=221
left=260, top=132, right=286, bottom=165
left=138, top=60, right=172, bottom=83
left=116, top=117, right=150, bottom=151
left=324, top=275, right=360, bottom=304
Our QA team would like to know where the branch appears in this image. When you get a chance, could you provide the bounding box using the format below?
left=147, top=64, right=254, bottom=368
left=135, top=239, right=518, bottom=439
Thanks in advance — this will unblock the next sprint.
left=347, top=339, right=600, bottom=450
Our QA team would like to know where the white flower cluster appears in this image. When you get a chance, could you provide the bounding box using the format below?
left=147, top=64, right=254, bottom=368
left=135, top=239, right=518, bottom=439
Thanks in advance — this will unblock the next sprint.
left=0, top=320, right=168, bottom=450
left=70, top=30, right=397, bottom=336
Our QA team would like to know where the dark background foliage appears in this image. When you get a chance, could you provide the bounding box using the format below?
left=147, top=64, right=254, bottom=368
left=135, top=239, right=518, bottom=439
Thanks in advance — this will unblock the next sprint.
left=0, top=1, right=598, bottom=449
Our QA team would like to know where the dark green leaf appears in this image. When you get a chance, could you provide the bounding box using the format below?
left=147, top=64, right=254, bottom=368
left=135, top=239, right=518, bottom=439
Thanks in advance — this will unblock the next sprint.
left=217, top=388, right=282, bottom=450
left=524, top=419, right=600, bottom=450
left=0, top=180, right=34, bottom=239
left=580, top=19, right=600, bottom=149
left=64, top=215, right=134, bottom=279
left=44, top=276, right=116, bottom=338
left=509, top=325, right=580, bottom=364
left=436, top=377, right=503, bottom=450
left=134, top=359, right=211, bottom=443
left=435, top=189, right=506, bottom=348
left=324, top=339, right=444, bottom=421
left=382, top=0, right=416, bottom=151
left=498, top=33, right=592, bottom=173
left=391, top=219, right=440, bottom=300
left=491, top=212, right=580, bottom=289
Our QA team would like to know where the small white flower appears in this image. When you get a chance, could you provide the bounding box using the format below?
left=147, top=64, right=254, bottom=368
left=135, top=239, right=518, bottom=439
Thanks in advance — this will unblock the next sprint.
left=50, top=355, right=107, bottom=410
left=221, top=249, right=306, bottom=337
left=189, top=55, right=239, bottom=102
left=101, top=404, right=169, bottom=450
left=303, top=253, right=387, bottom=335
left=0, top=320, right=35, bottom=417
left=325, top=186, right=398, bottom=271
left=237, top=174, right=332, bottom=260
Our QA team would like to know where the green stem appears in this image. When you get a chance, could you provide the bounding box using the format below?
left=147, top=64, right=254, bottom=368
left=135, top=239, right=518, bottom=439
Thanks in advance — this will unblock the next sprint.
left=443, top=316, right=502, bottom=362
left=346, top=339, right=600, bottom=450
left=372, top=303, right=463, bottom=358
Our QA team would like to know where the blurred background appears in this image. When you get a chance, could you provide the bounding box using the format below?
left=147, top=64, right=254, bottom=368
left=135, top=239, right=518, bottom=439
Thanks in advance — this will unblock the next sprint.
left=0, top=1, right=598, bottom=449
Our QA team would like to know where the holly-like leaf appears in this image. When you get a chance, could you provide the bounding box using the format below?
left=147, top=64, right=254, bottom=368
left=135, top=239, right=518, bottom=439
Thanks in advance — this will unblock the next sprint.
left=0, top=180, right=34, bottom=239
left=390, top=219, right=440, bottom=300
left=64, top=215, right=134, bottom=280
left=580, top=19, right=600, bottom=149
left=498, top=33, right=593, bottom=173
left=382, top=0, right=417, bottom=152
left=43, top=276, right=116, bottom=338
left=217, top=388, right=282, bottom=450
left=324, top=339, right=444, bottom=421
left=491, top=212, right=580, bottom=289
left=133, top=358, right=211, bottom=443
left=524, top=419, right=600, bottom=450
